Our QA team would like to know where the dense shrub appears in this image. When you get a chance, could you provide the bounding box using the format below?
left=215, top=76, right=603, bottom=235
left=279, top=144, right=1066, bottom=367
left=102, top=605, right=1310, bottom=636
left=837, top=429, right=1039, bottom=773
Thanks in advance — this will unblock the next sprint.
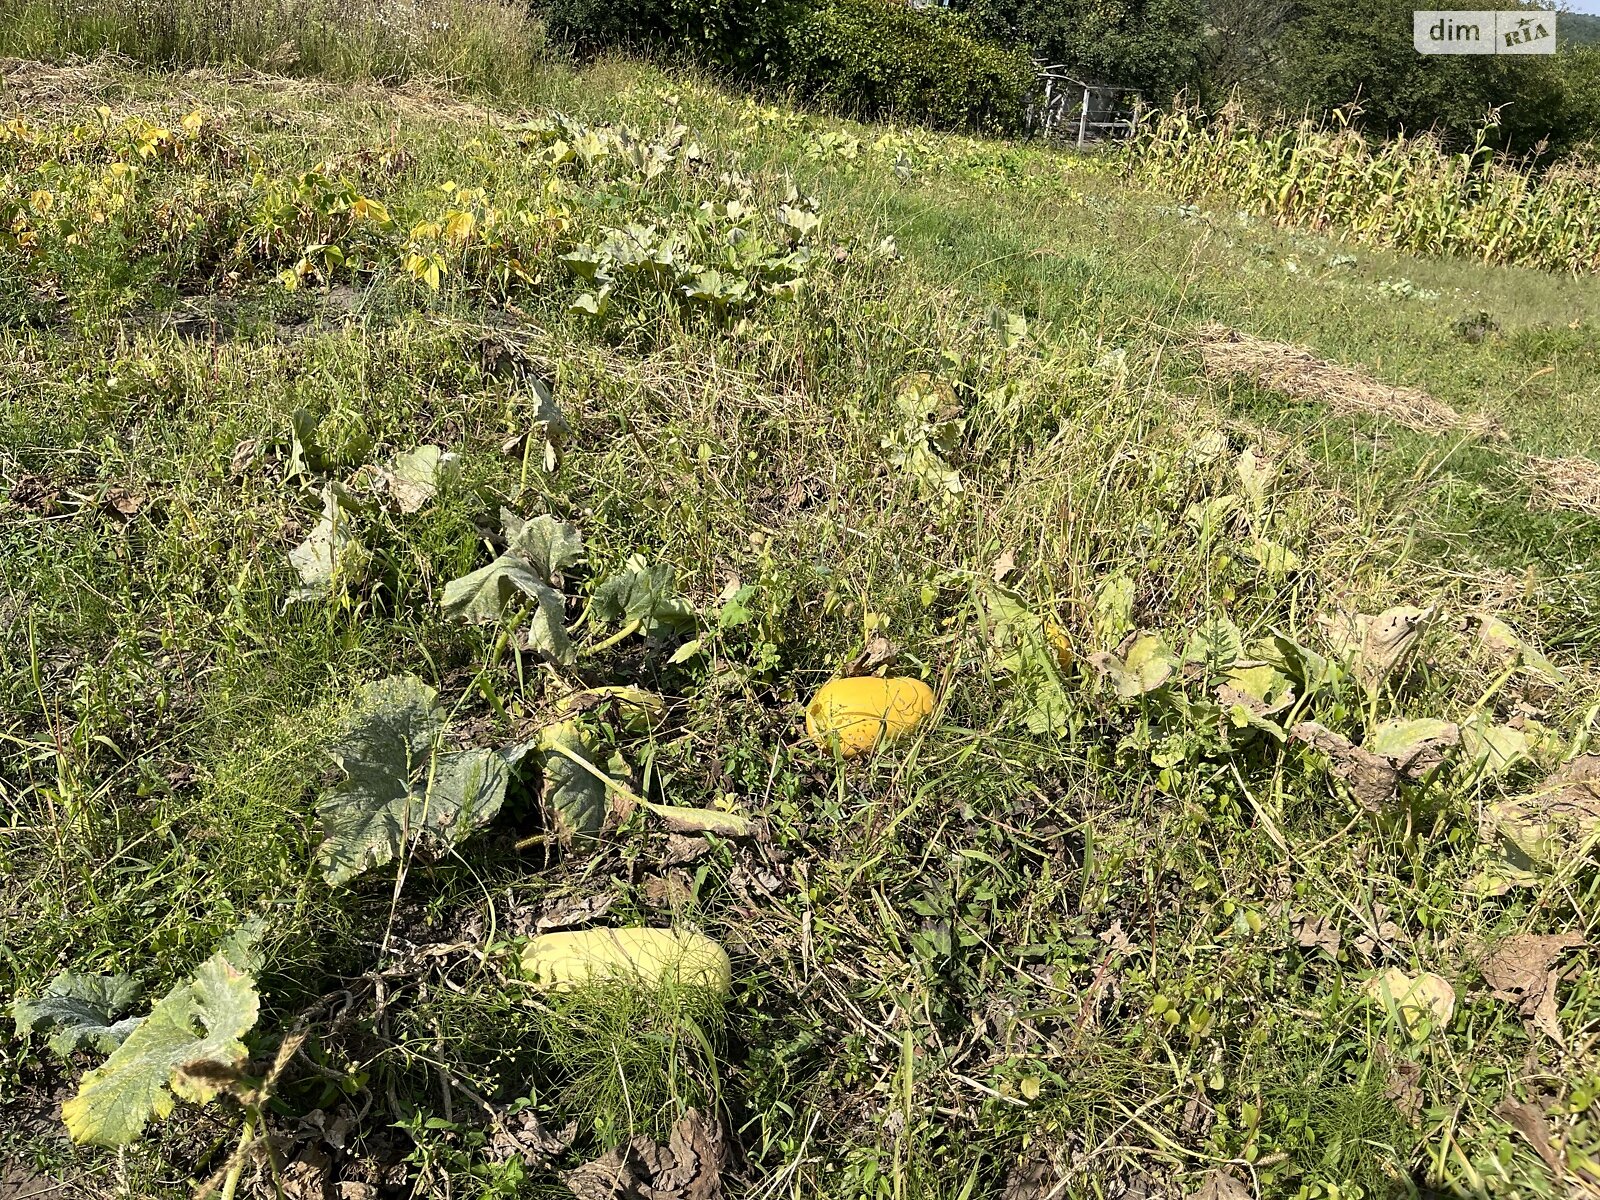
left=541, top=0, right=800, bottom=77
left=784, top=0, right=1035, bottom=131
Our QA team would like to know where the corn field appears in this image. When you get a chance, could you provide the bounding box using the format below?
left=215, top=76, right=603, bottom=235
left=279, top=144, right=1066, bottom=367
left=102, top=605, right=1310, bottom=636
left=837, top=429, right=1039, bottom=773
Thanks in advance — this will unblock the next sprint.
left=1131, top=106, right=1600, bottom=275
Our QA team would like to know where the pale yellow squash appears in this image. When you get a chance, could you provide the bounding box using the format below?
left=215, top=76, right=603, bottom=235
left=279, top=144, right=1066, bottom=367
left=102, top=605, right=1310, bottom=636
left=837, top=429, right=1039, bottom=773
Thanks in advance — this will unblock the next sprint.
left=519, top=928, right=732, bottom=995
left=805, top=676, right=934, bottom=758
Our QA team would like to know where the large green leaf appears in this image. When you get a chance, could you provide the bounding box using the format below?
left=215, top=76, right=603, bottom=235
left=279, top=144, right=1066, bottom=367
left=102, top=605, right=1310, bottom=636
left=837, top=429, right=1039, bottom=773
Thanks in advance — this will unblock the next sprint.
left=13, top=972, right=143, bottom=1057
left=61, top=945, right=260, bottom=1147
left=314, top=677, right=516, bottom=885
left=441, top=511, right=582, bottom=663
left=590, top=555, right=696, bottom=637
left=503, top=511, right=584, bottom=583
left=441, top=554, right=573, bottom=663
left=537, top=720, right=609, bottom=842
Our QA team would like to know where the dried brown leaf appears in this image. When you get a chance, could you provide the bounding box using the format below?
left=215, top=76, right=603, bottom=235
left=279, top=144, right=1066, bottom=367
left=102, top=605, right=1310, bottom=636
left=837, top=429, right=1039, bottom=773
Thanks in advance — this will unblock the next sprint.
left=1194, top=1168, right=1252, bottom=1200
left=1293, top=913, right=1341, bottom=958
left=563, top=1109, right=724, bottom=1200
left=842, top=633, right=898, bottom=677
left=1497, top=1098, right=1563, bottom=1177
left=1291, top=722, right=1399, bottom=810
left=1481, top=931, right=1584, bottom=1044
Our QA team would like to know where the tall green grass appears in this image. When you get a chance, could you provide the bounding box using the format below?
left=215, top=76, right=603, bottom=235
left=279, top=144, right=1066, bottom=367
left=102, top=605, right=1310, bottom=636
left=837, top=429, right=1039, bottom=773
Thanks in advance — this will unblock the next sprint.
left=0, top=0, right=550, bottom=95
left=1133, top=105, right=1600, bottom=274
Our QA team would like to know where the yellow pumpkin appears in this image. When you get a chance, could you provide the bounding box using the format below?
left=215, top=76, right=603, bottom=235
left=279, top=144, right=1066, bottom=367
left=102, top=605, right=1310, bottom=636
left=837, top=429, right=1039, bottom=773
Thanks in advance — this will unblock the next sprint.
left=519, top=928, right=731, bottom=995
left=805, top=676, right=935, bottom=758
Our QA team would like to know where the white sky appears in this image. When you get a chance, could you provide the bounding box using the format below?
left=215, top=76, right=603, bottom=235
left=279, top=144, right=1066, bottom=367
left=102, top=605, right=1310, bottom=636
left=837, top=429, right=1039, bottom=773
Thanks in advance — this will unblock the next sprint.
left=1563, top=0, right=1600, bottom=13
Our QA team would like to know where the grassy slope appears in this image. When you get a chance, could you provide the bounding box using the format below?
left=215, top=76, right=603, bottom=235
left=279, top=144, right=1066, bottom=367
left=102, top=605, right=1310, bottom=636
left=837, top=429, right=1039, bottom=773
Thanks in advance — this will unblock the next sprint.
left=1, top=51, right=1598, bottom=1200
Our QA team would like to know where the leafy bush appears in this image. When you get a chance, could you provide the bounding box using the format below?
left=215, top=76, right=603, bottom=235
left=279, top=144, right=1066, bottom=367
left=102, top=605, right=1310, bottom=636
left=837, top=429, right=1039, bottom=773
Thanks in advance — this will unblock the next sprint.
left=784, top=0, right=1034, bottom=130
left=541, top=0, right=800, bottom=76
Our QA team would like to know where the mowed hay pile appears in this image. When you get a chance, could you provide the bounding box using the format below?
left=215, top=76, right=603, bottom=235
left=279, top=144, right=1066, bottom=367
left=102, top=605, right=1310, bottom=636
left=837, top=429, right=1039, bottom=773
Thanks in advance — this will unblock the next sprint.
left=1194, top=324, right=1502, bottom=438
left=1524, top=454, right=1600, bottom=517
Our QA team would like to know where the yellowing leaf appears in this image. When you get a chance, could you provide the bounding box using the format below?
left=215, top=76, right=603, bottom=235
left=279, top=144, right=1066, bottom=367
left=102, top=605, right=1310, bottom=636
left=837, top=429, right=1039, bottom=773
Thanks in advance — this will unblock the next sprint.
left=61, top=943, right=260, bottom=1146
left=388, top=444, right=459, bottom=514
left=1089, top=633, right=1177, bottom=698
left=288, top=488, right=368, bottom=602
left=1363, top=968, right=1455, bottom=1035
left=1473, top=614, right=1565, bottom=686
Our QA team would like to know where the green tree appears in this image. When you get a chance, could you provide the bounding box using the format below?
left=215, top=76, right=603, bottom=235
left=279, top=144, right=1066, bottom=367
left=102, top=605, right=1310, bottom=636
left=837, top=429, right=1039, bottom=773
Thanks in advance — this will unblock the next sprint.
left=960, top=0, right=1207, bottom=102
left=1275, top=0, right=1579, bottom=152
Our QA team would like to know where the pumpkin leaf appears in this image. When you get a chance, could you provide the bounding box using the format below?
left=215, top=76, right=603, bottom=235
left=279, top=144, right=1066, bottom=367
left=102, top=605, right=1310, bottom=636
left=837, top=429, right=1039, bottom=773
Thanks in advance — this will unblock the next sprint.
left=313, top=676, right=517, bottom=885
left=590, top=555, right=696, bottom=638
left=61, top=940, right=260, bottom=1146
left=288, top=488, right=368, bottom=602
left=1367, top=718, right=1461, bottom=777
left=1182, top=615, right=1245, bottom=674
left=1319, top=605, right=1435, bottom=689
left=1091, top=573, right=1135, bottom=646
left=1473, top=614, right=1565, bottom=686
left=1480, top=754, right=1600, bottom=884
left=1235, top=447, right=1277, bottom=510
left=13, top=972, right=143, bottom=1057
left=389, top=444, right=459, bottom=514
left=503, top=511, right=584, bottom=584
left=1089, top=633, right=1177, bottom=698
left=1363, top=968, right=1455, bottom=1037
left=1460, top=716, right=1534, bottom=779
left=1245, top=536, right=1300, bottom=576
left=442, top=554, right=573, bottom=663
left=537, top=720, right=610, bottom=842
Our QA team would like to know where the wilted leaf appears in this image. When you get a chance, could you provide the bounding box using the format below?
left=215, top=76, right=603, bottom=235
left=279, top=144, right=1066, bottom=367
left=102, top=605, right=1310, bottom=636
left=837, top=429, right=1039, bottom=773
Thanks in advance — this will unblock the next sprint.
left=288, top=488, right=368, bottom=602
left=591, top=555, right=696, bottom=639
left=1089, top=633, right=1177, bottom=698
left=1236, top=447, right=1276, bottom=509
left=61, top=941, right=260, bottom=1146
left=1497, top=1099, right=1564, bottom=1177
left=13, top=972, right=143, bottom=1057
left=442, top=555, right=572, bottom=663
left=842, top=633, right=898, bottom=677
left=1319, top=605, right=1435, bottom=689
left=314, top=677, right=515, bottom=885
left=1367, top=718, right=1460, bottom=778
left=1480, top=931, right=1584, bottom=1043
left=563, top=1108, right=725, bottom=1200
left=389, top=445, right=459, bottom=514
left=1292, top=914, right=1341, bottom=959
left=523, top=378, right=572, bottom=473
left=1291, top=722, right=1399, bottom=810
left=1481, top=755, right=1600, bottom=883
left=1363, top=968, right=1455, bottom=1035
left=1193, top=1169, right=1251, bottom=1200
left=1473, top=614, right=1565, bottom=686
